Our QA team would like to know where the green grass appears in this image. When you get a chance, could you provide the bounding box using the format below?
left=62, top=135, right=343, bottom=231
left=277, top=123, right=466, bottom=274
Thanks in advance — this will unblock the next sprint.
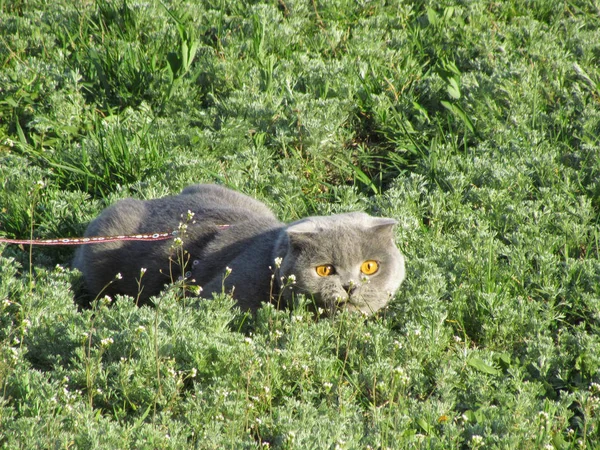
left=1, top=0, right=600, bottom=447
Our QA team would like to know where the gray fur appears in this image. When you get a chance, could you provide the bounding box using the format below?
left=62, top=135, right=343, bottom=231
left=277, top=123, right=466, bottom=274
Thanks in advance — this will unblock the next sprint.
left=73, top=184, right=405, bottom=314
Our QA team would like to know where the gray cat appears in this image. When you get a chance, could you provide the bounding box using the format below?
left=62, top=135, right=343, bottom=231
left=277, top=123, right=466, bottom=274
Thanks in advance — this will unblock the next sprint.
left=73, top=184, right=405, bottom=314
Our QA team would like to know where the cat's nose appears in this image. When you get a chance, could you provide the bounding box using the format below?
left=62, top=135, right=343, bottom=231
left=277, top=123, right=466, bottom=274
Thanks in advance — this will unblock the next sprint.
left=343, top=282, right=357, bottom=295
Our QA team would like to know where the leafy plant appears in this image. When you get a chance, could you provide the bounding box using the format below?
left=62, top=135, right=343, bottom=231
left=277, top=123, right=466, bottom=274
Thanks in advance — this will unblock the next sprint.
left=1, top=0, right=600, bottom=448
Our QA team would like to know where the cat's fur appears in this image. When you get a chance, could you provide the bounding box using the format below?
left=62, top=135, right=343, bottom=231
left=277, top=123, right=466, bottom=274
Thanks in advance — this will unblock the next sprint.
left=73, top=184, right=405, bottom=314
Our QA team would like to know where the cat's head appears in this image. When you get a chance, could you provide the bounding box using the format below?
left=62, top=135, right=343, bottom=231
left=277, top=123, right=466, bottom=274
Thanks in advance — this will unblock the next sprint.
left=276, top=212, right=405, bottom=315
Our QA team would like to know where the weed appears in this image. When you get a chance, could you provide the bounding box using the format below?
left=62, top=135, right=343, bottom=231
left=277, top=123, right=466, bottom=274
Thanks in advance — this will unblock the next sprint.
left=2, top=0, right=600, bottom=447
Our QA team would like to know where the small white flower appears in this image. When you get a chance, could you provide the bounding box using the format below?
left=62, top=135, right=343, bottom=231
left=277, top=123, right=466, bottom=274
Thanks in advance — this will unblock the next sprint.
left=190, top=368, right=197, bottom=378
left=140, top=267, right=147, bottom=276
left=323, top=382, right=333, bottom=390
left=274, top=257, right=283, bottom=268
left=454, top=335, right=462, bottom=343
left=186, top=210, right=195, bottom=221
left=471, top=435, right=483, bottom=445
left=225, top=266, right=232, bottom=275
left=394, top=366, right=410, bottom=384
left=100, top=337, right=114, bottom=347
left=115, top=273, right=123, bottom=280
left=187, top=285, right=202, bottom=295
left=136, top=325, right=146, bottom=333
left=334, top=439, right=347, bottom=450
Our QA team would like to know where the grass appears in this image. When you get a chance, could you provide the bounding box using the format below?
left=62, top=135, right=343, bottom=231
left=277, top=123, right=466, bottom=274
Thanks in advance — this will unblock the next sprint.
left=1, top=0, right=600, bottom=447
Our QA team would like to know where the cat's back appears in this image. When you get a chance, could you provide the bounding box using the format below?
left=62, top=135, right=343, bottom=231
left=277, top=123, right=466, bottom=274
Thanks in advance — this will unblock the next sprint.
left=179, top=184, right=277, bottom=223
left=73, top=184, right=281, bottom=302
left=76, top=184, right=275, bottom=238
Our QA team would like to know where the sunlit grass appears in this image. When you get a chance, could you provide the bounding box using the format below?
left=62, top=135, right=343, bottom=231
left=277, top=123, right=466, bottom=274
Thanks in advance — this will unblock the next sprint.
left=1, top=0, right=599, bottom=447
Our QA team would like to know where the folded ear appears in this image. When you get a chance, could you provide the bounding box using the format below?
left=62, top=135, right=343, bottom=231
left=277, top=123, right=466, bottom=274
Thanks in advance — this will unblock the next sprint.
left=369, top=217, right=397, bottom=237
left=286, top=219, right=319, bottom=234
left=370, top=217, right=397, bottom=227
left=285, top=219, right=320, bottom=250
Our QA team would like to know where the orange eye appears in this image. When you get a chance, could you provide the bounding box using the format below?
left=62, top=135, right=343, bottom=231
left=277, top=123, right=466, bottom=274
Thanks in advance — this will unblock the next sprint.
left=316, top=264, right=335, bottom=277
left=360, top=260, right=379, bottom=275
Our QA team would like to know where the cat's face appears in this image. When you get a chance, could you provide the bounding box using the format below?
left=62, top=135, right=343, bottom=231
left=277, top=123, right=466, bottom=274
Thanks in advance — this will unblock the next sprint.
left=277, top=213, right=405, bottom=315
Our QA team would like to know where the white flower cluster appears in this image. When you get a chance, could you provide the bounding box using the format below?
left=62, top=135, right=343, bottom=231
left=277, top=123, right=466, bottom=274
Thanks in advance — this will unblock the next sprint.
left=100, top=337, right=114, bottom=347
left=470, top=435, right=483, bottom=447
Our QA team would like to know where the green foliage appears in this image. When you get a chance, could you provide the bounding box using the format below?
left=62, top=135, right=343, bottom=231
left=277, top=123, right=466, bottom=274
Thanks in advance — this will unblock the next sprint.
left=1, top=0, right=600, bottom=447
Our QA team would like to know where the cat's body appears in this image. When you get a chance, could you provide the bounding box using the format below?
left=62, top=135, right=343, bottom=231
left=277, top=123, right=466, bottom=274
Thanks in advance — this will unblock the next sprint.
left=73, top=184, right=405, bottom=314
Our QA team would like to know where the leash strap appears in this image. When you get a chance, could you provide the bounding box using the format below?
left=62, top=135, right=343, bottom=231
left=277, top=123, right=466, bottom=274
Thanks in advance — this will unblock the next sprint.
left=0, top=224, right=230, bottom=246
left=0, top=232, right=175, bottom=246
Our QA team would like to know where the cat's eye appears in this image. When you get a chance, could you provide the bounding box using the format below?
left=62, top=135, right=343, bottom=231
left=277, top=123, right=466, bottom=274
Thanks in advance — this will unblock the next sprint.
left=361, top=260, right=379, bottom=275
left=316, top=264, right=335, bottom=277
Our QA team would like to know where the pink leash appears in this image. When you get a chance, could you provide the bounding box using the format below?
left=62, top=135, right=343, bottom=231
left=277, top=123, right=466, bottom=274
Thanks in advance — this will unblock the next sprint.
left=0, top=232, right=175, bottom=246
left=0, top=224, right=230, bottom=246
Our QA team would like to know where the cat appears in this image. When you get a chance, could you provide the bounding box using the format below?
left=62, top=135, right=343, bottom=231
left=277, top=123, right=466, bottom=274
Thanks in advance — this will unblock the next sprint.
left=73, top=184, right=405, bottom=314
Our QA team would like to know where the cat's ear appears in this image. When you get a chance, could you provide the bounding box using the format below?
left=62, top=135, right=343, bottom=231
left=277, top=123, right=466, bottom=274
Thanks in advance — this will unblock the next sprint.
left=369, top=217, right=397, bottom=237
left=285, top=220, right=319, bottom=249
left=286, top=220, right=319, bottom=234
